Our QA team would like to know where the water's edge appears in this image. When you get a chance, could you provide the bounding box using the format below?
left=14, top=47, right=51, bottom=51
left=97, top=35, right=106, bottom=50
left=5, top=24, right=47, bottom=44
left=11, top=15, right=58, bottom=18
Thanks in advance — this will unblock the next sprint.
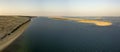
left=0, top=18, right=31, bottom=51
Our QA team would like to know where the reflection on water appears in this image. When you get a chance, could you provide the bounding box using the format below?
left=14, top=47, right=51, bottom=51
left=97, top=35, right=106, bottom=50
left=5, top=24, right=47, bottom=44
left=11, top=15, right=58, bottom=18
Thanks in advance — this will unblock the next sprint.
left=3, top=17, right=120, bottom=52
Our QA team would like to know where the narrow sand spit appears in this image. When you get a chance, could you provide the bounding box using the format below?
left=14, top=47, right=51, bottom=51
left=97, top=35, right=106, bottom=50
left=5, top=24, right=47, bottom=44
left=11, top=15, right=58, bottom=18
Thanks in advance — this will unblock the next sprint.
left=78, top=20, right=112, bottom=26
left=50, top=17, right=112, bottom=26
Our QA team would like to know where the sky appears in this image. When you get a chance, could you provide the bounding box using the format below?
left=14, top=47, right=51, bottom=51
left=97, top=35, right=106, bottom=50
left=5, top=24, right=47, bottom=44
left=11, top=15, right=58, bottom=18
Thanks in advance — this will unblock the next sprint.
left=0, top=0, right=120, bottom=16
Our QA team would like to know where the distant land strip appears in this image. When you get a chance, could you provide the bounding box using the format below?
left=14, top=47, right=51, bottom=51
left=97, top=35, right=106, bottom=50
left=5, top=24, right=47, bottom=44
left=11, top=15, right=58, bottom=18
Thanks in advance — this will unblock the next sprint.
left=49, top=16, right=112, bottom=26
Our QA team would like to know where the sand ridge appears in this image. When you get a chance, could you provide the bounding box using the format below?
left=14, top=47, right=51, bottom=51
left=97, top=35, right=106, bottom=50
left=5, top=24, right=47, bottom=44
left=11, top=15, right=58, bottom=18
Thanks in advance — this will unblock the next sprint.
left=49, top=16, right=112, bottom=26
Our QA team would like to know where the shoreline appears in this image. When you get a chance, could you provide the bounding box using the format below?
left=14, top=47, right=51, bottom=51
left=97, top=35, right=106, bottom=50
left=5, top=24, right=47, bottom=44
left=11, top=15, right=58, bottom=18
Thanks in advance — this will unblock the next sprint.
left=49, top=17, right=112, bottom=26
left=0, top=18, right=31, bottom=40
left=0, top=18, right=31, bottom=51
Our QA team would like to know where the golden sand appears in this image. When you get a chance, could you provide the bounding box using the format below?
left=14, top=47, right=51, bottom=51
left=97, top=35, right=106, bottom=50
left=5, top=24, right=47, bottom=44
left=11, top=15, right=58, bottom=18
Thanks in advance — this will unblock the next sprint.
left=78, top=20, right=112, bottom=26
left=50, top=17, right=112, bottom=26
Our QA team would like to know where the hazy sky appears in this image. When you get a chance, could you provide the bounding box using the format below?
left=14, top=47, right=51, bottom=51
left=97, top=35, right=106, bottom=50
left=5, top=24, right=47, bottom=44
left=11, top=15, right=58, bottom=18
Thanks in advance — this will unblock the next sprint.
left=0, top=0, right=120, bottom=16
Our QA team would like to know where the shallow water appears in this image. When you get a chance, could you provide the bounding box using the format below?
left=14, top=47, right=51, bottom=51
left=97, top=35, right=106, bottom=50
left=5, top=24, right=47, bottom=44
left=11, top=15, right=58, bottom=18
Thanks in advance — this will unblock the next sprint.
left=4, top=17, right=120, bottom=52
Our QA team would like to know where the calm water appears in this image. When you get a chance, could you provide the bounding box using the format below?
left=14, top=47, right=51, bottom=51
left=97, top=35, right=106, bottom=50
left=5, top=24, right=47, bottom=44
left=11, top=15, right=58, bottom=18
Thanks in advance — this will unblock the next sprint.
left=4, top=17, right=120, bottom=52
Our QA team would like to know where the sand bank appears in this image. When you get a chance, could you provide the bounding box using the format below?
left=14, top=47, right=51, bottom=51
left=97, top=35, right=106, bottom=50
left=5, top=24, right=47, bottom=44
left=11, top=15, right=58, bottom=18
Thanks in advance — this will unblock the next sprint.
left=49, top=17, right=112, bottom=26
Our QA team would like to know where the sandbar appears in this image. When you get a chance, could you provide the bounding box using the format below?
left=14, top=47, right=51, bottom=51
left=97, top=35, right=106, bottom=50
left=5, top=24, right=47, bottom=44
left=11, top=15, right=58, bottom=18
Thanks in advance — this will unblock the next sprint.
left=49, top=16, right=112, bottom=26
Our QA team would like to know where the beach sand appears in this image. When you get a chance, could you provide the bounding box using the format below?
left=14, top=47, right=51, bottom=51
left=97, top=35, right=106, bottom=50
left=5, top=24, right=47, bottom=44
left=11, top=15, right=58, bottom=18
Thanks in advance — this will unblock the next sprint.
left=50, top=17, right=112, bottom=26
